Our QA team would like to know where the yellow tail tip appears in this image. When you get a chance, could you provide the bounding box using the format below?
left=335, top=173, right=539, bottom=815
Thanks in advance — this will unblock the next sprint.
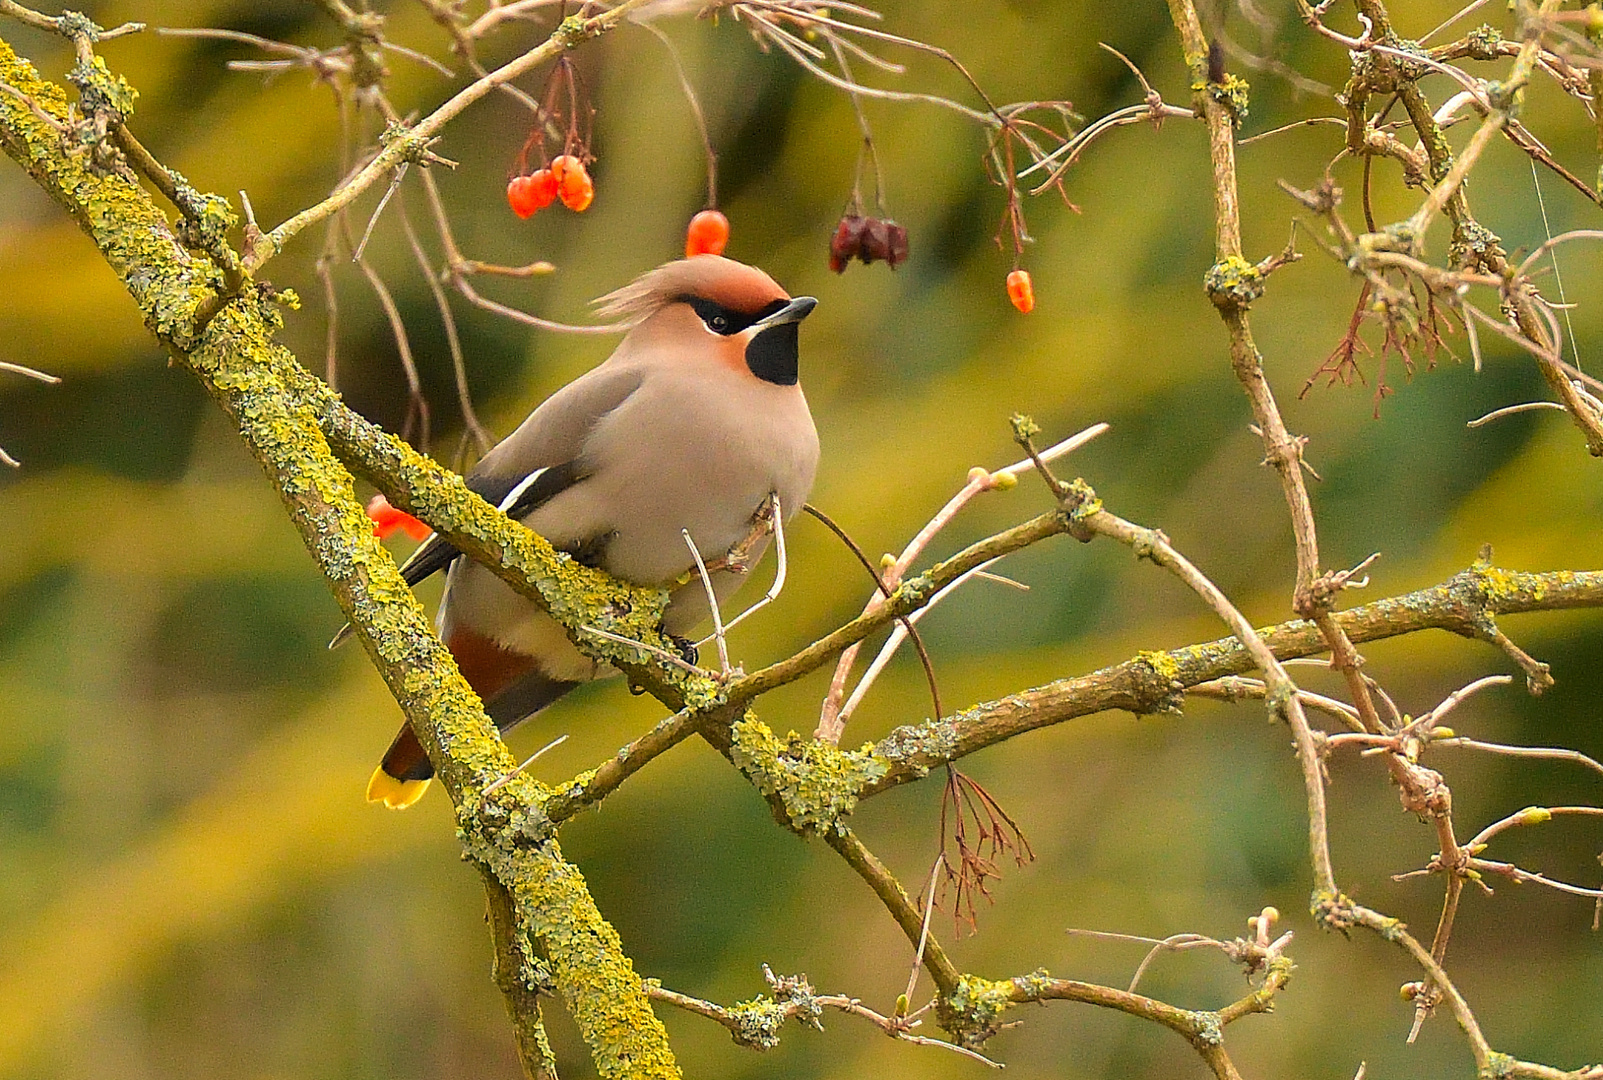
left=366, top=766, right=430, bottom=809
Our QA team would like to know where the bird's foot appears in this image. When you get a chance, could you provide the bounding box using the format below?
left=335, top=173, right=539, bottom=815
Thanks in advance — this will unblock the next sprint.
left=666, top=633, right=701, bottom=667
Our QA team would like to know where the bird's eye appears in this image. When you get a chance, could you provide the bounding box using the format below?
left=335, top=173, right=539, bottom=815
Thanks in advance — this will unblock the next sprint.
left=681, top=296, right=743, bottom=334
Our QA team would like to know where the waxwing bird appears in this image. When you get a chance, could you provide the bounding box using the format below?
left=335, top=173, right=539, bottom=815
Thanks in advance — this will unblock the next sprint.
left=353, top=255, right=821, bottom=808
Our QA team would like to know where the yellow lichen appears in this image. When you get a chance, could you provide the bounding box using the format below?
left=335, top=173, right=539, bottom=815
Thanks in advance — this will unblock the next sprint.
left=461, top=827, right=682, bottom=1080
left=1203, top=255, right=1264, bottom=308
left=939, top=974, right=1015, bottom=1043
left=729, top=716, right=888, bottom=834
left=1136, top=649, right=1181, bottom=683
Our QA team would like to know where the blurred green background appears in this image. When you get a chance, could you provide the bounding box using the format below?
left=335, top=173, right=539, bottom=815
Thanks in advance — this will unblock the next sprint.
left=2, top=1, right=1601, bottom=1077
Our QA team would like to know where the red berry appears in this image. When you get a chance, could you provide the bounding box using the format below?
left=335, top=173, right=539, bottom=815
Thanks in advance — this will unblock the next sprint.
left=529, top=168, right=558, bottom=209
left=366, top=494, right=431, bottom=541
left=1006, top=269, right=1035, bottom=314
left=685, top=209, right=730, bottom=257
left=551, top=155, right=594, bottom=212
left=506, top=175, right=538, bottom=219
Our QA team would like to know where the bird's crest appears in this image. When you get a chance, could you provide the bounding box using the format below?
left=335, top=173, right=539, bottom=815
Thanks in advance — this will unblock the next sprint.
left=594, top=255, right=789, bottom=325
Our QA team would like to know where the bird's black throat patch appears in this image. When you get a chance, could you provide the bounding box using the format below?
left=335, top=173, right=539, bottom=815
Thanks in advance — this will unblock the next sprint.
left=745, top=321, right=800, bottom=385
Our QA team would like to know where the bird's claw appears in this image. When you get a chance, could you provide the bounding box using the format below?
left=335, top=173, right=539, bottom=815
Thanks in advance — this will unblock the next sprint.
left=666, top=633, right=701, bottom=667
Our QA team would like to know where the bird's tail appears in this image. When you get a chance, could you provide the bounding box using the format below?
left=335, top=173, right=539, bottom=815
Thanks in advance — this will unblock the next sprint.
left=367, top=669, right=581, bottom=809
left=368, top=724, right=435, bottom=809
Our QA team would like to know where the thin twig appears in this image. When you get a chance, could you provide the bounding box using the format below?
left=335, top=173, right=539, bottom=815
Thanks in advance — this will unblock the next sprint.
left=816, top=422, right=1108, bottom=741
left=1431, top=738, right=1603, bottom=779
left=683, top=527, right=732, bottom=677
left=1072, top=490, right=1338, bottom=896
left=837, top=556, right=1009, bottom=724
left=397, top=199, right=493, bottom=454
left=483, top=734, right=569, bottom=796
left=644, top=974, right=1002, bottom=1066
left=0, top=360, right=59, bottom=382
left=802, top=502, right=944, bottom=724
left=701, top=497, right=787, bottom=642
left=0, top=359, right=60, bottom=468
left=579, top=625, right=710, bottom=679
left=1467, top=401, right=1567, bottom=427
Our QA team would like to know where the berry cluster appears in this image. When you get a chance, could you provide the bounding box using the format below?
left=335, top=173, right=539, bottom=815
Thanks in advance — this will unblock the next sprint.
left=828, top=215, right=909, bottom=272
left=506, top=154, right=594, bottom=218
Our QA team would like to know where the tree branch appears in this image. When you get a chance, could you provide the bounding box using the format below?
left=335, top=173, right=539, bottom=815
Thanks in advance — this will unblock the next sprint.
left=861, top=562, right=1603, bottom=799
left=0, top=36, right=679, bottom=1080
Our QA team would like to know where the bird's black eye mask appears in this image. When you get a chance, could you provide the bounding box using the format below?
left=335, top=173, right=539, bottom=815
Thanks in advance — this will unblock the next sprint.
left=680, top=295, right=788, bottom=336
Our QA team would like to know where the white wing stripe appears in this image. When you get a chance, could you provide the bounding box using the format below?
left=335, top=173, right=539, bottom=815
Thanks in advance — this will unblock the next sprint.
left=497, top=466, right=549, bottom=513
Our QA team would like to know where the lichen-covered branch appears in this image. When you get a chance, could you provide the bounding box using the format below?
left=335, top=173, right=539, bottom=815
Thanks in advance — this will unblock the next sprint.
left=999, top=956, right=1294, bottom=1080
left=1171, top=2, right=1400, bottom=772
left=645, top=966, right=1002, bottom=1067
left=0, top=34, right=678, bottom=1080
left=860, top=562, right=1603, bottom=798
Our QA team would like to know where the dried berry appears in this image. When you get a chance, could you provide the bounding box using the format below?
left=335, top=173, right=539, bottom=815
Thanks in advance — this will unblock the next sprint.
left=859, top=218, right=892, bottom=264
left=685, top=209, right=730, bottom=257
left=884, top=222, right=909, bottom=269
left=829, top=214, right=868, bottom=273
left=829, top=214, right=909, bottom=271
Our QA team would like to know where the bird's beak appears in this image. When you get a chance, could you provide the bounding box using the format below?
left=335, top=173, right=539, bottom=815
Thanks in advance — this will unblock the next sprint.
left=749, top=296, right=818, bottom=331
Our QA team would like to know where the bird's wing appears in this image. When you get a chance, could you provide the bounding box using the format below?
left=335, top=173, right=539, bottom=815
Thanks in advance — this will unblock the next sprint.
left=475, top=363, right=646, bottom=481
left=328, top=366, right=644, bottom=649
left=389, top=460, right=583, bottom=588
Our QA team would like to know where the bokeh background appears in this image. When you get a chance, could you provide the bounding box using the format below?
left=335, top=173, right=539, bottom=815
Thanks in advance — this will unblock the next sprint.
left=2, top=1, right=1601, bottom=1077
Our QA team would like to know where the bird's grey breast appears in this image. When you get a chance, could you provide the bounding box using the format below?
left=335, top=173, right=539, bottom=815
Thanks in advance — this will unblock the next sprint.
left=550, top=361, right=818, bottom=587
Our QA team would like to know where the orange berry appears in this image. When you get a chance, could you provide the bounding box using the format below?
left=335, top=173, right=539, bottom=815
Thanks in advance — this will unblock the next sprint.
left=565, top=176, right=594, bottom=212
left=1006, top=268, right=1034, bottom=314
left=507, top=171, right=557, bottom=218
left=550, top=154, right=579, bottom=181
left=685, top=209, right=730, bottom=257
left=506, top=176, right=538, bottom=218
left=551, top=154, right=594, bottom=212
